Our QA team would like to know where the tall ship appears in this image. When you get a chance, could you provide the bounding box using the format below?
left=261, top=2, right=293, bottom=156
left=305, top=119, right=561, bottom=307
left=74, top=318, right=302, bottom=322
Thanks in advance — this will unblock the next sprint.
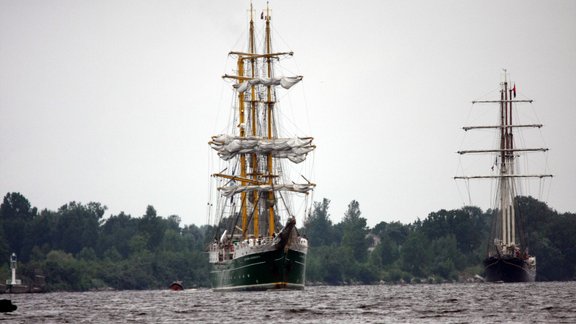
left=455, top=72, right=552, bottom=282
left=207, top=4, right=314, bottom=291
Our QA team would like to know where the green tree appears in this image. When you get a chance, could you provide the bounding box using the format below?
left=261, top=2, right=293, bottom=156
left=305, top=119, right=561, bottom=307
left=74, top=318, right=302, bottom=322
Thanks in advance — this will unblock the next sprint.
left=303, top=198, right=333, bottom=247
left=429, top=235, right=464, bottom=280
left=400, top=230, right=431, bottom=278
left=98, top=212, right=138, bottom=257
left=341, top=200, right=369, bottom=262
left=138, top=205, right=165, bottom=251
left=53, top=202, right=105, bottom=255
left=0, top=192, right=37, bottom=261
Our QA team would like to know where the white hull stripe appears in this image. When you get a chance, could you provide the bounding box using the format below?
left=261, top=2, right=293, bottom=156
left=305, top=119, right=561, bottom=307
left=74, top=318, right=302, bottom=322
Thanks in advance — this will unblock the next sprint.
left=213, top=282, right=304, bottom=291
left=210, top=261, right=266, bottom=274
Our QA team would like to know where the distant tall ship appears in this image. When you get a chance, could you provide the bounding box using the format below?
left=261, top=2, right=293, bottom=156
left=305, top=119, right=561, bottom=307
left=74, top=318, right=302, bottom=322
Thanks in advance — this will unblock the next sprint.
left=207, top=4, right=314, bottom=291
left=455, top=72, right=552, bottom=282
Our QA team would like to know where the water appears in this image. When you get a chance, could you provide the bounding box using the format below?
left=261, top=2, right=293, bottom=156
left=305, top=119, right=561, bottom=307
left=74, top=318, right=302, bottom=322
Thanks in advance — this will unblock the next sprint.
left=1, top=282, right=575, bottom=323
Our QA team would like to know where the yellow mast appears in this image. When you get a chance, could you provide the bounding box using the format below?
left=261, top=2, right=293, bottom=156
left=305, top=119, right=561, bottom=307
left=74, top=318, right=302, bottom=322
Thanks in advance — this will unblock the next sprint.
left=249, top=3, right=260, bottom=238
left=237, top=56, right=248, bottom=239
left=264, top=3, right=276, bottom=237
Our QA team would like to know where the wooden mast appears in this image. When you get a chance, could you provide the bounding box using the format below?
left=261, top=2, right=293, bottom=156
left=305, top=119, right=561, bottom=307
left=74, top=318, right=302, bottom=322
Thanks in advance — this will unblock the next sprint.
left=239, top=4, right=257, bottom=240
left=237, top=55, right=248, bottom=239
left=249, top=3, right=260, bottom=238
left=264, top=3, right=276, bottom=237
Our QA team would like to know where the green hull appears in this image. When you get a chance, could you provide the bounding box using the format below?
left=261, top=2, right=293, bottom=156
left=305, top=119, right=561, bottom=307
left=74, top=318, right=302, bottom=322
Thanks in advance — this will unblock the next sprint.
left=210, top=248, right=306, bottom=291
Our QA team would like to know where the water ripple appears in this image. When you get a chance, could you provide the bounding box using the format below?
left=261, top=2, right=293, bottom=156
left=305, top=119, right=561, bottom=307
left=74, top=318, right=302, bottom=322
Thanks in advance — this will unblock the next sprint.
left=1, top=282, right=575, bottom=323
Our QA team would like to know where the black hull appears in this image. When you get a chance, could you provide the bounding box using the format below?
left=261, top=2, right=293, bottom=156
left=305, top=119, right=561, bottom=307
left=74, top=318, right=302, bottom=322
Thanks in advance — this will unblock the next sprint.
left=210, top=247, right=306, bottom=291
left=483, top=255, right=535, bottom=282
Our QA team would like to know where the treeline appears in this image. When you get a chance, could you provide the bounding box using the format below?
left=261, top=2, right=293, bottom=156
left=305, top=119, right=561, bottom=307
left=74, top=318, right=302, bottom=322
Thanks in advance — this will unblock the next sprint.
left=0, top=192, right=575, bottom=291
left=302, top=197, right=576, bottom=283
left=0, top=192, right=211, bottom=291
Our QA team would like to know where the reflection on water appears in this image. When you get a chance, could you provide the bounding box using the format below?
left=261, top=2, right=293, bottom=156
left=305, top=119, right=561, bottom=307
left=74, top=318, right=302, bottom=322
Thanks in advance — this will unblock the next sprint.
left=2, top=282, right=575, bottom=323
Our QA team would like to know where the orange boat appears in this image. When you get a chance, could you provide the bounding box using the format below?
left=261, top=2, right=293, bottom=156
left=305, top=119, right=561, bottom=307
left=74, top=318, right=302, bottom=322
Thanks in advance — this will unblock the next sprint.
left=169, top=281, right=183, bottom=291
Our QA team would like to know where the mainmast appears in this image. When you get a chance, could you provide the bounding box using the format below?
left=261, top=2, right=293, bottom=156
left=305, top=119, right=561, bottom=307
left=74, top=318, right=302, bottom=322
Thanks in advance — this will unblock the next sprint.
left=500, top=78, right=513, bottom=247
left=248, top=3, right=260, bottom=239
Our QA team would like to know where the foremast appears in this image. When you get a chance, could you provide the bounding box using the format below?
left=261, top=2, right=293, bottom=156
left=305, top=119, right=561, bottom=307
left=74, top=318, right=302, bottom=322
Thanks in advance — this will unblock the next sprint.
left=455, top=72, right=552, bottom=257
left=211, top=3, right=315, bottom=242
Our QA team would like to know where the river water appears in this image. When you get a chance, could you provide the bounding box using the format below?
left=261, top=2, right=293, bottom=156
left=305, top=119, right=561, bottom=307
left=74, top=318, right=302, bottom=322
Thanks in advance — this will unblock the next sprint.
left=1, top=282, right=575, bottom=323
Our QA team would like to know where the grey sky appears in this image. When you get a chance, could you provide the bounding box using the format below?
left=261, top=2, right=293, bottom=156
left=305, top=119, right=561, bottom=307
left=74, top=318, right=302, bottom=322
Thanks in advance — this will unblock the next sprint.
left=1, top=0, right=574, bottom=227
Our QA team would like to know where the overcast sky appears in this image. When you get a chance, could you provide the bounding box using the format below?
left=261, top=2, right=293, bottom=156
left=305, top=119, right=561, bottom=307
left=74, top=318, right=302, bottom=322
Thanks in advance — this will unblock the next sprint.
left=1, top=0, right=575, bottom=227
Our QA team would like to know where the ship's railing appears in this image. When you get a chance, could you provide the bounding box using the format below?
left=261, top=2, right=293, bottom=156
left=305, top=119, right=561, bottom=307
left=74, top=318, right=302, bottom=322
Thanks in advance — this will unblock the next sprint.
left=290, top=237, right=308, bottom=253
left=210, top=235, right=309, bottom=262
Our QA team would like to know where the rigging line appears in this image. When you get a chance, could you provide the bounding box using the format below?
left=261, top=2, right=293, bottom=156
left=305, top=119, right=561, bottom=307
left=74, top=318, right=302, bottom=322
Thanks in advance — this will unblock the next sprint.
left=244, top=193, right=262, bottom=237
left=454, top=178, right=466, bottom=207
left=269, top=23, right=312, bottom=134
left=270, top=24, right=293, bottom=57
left=545, top=177, right=552, bottom=203
left=227, top=201, right=238, bottom=235
left=538, top=177, right=543, bottom=200
left=213, top=193, right=231, bottom=241
left=229, top=192, right=247, bottom=239
left=461, top=102, right=475, bottom=147
left=304, top=191, right=310, bottom=219
left=275, top=104, right=306, bottom=136
left=278, top=190, right=292, bottom=219
left=213, top=63, right=230, bottom=134
left=468, top=87, right=500, bottom=124
left=489, top=175, right=494, bottom=210
left=466, top=179, right=473, bottom=206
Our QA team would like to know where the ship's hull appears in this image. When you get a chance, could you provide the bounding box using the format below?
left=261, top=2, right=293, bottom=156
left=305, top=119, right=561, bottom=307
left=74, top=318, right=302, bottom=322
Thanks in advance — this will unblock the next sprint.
left=483, top=255, right=535, bottom=282
left=210, top=247, right=306, bottom=291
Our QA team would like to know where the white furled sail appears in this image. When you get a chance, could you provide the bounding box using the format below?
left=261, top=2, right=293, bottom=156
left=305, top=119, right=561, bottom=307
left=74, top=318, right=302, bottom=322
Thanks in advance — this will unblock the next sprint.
left=209, top=135, right=315, bottom=163
left=233, top=76, right=303, bottom=93
left=218, top=183, right=315, bottom=197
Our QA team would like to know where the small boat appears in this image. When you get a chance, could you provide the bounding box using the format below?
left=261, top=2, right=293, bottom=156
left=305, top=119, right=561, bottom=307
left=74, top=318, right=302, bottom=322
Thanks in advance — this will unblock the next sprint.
left=0, top=299, right=17, bottom=313
left=169, top=281, right=183, bottom=291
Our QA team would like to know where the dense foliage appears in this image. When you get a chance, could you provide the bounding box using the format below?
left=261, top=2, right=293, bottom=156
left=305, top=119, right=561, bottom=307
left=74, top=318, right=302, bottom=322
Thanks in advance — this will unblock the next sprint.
left=0, top=193, right=212, bottom=291
left=0, top=192, right=574, bottom=291
left=302, top=197, right=576, bottom=284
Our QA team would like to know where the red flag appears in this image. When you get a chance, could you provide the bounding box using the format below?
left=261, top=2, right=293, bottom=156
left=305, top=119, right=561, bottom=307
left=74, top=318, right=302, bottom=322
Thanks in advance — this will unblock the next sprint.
left=513, top=84, right=517, bottom=98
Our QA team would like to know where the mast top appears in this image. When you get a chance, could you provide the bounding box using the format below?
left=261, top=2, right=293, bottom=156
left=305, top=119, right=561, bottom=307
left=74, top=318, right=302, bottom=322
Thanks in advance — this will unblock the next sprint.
left=501, top=68, right=508, bottom=84
left=264, top=2, right=271, bottom=21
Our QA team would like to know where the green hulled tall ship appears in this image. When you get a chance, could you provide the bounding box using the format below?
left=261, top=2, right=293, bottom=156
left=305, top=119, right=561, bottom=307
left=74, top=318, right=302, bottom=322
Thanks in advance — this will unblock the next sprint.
left=207, top=4, right=314, bottom=291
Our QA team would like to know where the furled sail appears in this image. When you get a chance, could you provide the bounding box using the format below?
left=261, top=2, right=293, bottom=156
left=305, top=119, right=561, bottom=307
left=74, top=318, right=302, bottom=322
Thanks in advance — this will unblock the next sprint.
left=233, top=76, right=303, bottom=93
left=209, top=135, right=315, bottom=163
left=219, top=183, right=315, bottom=197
